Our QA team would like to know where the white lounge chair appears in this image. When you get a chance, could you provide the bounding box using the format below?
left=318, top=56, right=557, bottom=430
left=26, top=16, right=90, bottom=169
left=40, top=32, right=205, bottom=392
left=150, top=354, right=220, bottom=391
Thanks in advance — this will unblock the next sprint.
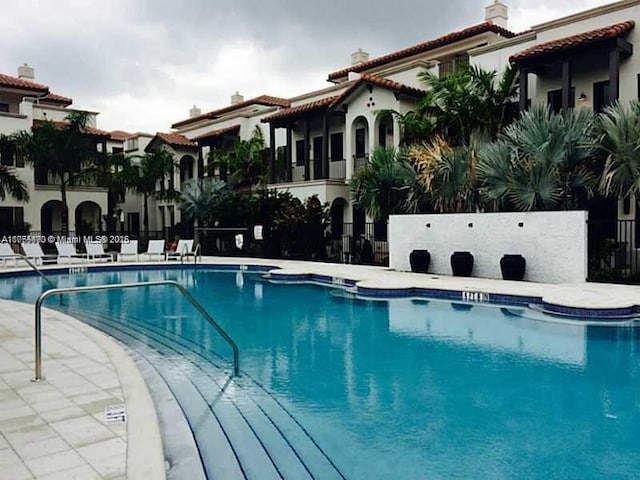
left=55, top=242, right=88, bottom=264
left=141, top=240, right=165, bottom=261
left=117, top=240, right=139, bottom=262
left=0, top=243, right=19, bottom=267
left=166, top=239, right=196, bottom=262
left=21, top=242, right=57, bottom=265
left=84, top=241, right=113, bottom=262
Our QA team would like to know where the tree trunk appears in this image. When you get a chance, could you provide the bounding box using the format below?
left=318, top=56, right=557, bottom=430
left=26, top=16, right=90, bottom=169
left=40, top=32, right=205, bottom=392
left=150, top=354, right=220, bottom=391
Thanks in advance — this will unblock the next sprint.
left=60, top=177, right=69, bottom=236
left=143, top=194, right=149, bottom=237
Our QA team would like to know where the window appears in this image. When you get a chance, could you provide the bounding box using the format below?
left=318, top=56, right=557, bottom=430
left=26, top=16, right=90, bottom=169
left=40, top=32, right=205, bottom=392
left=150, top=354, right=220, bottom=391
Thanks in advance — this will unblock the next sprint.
left=0, top=207, right=24, bottom=235
left=295, top=140, right=305, bottom=166
left=126, top=137, right=138, bottom=151
left=0, top=142, right=14, bottom=166
left=547, top=88, right=575, bottom=113
left=355, top=128, right=366, bottom=157
left=0, top=103, right=9, bottom=113
left=593, top=81, right=611, bottom=113
left=330, top=132, right=343, bottom=161
left=112, top=147, right=124, bottom=154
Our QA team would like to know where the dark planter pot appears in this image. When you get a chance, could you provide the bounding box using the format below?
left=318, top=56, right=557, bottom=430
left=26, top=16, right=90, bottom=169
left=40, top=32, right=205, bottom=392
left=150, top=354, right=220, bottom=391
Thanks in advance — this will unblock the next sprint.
left=451, top=251, right=474, bottom=277
left=409, top=250, right=431, bottom=273
left=500, top=254, right=526, bottom=281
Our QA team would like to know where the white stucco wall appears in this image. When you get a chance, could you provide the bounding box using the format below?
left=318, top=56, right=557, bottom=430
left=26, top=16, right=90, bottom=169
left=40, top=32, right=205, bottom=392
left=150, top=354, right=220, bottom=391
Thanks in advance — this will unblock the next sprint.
left=389, top=211, right=588, bottom=283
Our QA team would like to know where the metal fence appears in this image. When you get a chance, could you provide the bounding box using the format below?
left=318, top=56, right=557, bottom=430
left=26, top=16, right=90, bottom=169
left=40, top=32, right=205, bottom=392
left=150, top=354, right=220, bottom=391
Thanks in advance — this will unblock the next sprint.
left=195, top=222, right=389, bottom=266
left=588, top=219, right=640, bottom=283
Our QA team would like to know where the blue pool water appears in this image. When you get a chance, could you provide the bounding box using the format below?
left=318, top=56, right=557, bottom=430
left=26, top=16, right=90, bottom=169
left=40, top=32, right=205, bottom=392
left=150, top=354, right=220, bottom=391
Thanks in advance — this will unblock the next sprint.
left=1, top=268, right=639, bottom=479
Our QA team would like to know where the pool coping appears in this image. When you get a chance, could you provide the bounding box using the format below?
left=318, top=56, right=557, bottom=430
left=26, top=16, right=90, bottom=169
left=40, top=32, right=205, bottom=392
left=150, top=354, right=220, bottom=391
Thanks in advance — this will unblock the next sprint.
left=2, top=257, right=640, bottom=320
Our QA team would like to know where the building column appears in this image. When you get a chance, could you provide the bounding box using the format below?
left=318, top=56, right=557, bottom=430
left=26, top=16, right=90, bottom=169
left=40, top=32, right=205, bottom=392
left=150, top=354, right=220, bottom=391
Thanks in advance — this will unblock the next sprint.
left=345, top=117, right=354, bottom=181
left=367, top=116, right=376, bottom=159
left=322, top=113, right=329, bottom=180
left=392, top=115, right=401, bottom=150
left=197, top=144, right=204, bottom=179
left=304, top=119, right=310, bottom=181
left=285, top=124, right=293, bottom=183
left=269, top=123, right=276, bottom=183
left=519, top=67, right=528, bottom=112
left=561, top=60, right=572, bottom=112
left=609, top=47, right=620, bottom=103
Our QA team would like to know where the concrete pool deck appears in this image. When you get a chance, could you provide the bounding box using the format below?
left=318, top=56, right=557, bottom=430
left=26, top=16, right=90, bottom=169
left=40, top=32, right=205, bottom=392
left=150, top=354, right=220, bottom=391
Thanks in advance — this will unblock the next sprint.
left=1, top=257, right=640, bottom=478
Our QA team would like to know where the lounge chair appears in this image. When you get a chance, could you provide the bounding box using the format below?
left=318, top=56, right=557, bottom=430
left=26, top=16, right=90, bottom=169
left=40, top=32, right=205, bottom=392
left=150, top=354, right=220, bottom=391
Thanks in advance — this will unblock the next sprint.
left=141, top=240, right=165, bottom=261
left=117, top=240, right=139, bottom=262
left=0, top=243, right=19, bottom=267
left=21, top=242, right=57, bottom=265
left=55, top=242, right=88, bottom=264
left=165, top=239, right=197, bottom=262
left=84, top=241, right=113, bottom=262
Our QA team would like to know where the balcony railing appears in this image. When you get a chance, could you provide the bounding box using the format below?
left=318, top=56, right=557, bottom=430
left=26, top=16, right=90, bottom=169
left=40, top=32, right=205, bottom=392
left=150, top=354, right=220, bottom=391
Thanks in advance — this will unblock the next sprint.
left=353, top=154, right=369, bottom=173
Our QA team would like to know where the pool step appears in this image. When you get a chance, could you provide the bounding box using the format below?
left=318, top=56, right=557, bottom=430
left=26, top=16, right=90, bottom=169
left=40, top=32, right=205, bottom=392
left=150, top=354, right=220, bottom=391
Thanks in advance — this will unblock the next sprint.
left=64, top=307, right=346, bottom=480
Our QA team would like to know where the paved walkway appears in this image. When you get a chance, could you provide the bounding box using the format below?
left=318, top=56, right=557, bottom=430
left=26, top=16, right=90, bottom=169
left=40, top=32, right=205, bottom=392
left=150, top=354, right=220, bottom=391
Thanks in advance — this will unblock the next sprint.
left=0, top=300, right=164, bottom=480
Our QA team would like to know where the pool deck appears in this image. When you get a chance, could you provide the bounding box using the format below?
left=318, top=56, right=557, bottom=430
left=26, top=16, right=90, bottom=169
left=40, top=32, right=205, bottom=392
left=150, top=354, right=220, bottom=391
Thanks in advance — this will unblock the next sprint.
left=1, top=256, right=640, bottom=478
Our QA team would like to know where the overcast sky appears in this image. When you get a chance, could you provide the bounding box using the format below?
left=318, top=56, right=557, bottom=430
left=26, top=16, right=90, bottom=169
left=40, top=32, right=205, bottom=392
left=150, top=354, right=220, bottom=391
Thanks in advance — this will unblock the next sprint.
left=0, top=0, right=612, bottom=133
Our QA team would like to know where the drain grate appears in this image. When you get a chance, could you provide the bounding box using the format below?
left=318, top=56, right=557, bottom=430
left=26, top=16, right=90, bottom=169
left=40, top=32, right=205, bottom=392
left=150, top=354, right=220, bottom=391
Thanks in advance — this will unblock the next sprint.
left=105, top=404, right=127, bottom=424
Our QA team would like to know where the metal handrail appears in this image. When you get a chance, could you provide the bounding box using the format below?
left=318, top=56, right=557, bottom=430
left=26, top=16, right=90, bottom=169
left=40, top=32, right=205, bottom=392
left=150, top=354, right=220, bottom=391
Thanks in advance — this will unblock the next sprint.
left=11, top=254, right=57, bottom=289
left=33, top=280, right=240, bottom=381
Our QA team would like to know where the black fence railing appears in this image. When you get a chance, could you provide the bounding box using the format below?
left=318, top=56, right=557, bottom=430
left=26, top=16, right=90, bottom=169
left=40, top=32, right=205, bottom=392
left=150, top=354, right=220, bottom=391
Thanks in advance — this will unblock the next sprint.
left=195, top=222, right=389, bottom=266
left=8, top=222, right=389, bottom=267
left=588, top=219, right=640, bottom=283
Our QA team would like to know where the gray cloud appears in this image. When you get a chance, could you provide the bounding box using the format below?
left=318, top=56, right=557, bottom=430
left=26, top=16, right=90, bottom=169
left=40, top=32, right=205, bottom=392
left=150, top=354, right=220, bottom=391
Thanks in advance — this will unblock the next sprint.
left=0, top=0, right=611, bottom=132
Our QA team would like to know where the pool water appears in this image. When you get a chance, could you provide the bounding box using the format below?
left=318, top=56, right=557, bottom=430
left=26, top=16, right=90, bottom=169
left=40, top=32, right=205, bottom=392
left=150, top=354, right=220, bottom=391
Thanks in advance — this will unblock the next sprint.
left=1, top=268, right=639, bottom=479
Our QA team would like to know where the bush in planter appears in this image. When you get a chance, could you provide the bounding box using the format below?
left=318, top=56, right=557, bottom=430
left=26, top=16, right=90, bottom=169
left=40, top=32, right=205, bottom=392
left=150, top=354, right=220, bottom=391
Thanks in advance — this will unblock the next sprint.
left=451, top=251, right=474, bottom=277
left=410, top=250, right=430, bottom=273
left=500, top=254, right=526, bottom=281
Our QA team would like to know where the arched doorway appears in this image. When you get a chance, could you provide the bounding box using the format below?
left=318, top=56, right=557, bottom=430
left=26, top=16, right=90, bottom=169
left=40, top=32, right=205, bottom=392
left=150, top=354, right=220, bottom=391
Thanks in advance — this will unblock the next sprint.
left=179, top=155, right=195, bottom=186
left=352, top=116, right=369, bottom=174
left=40, top=200, right=64, bottom=234
left=75, top=201, right=102, bottom=235
left=375, top=112, right=394, bottom=149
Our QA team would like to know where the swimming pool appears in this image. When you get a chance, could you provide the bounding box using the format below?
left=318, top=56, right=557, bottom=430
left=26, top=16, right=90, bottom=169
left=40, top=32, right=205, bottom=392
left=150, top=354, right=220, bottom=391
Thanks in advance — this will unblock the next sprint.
left=1, top=267, right=639, bottom=479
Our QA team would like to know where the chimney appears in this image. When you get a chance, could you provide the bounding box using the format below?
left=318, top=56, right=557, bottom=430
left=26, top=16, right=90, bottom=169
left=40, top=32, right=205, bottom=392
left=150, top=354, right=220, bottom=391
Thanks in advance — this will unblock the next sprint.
left=189, top=105, right=202, bottom=118
left=485, top=0, right=508, bottom=29
left=18, top=63, right=34, bottom=80
left=231, top=91, right=244, bottom=105
left=351, top=48, right=369, bottom=66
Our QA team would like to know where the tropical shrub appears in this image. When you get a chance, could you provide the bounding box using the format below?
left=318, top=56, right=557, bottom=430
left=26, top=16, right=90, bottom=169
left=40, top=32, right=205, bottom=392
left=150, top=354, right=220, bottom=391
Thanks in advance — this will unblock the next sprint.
left=349, top=147, right=417, bottom=221
left=477, top=105, right=596, bottom=211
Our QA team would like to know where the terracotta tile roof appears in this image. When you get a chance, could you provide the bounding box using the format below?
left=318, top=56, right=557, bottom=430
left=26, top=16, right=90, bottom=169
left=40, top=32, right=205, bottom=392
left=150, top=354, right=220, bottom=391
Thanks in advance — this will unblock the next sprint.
left=327, top=22, right=516, bottom=81
left=510, top=20, right=635, bottom=63
left=32, top=119, right=111, bottom=138
left=109, top=130, right=133, bottom=141
left=261, top=97, right=338, bottom=123
left=42, top=92, right=72, bottom=106
left=171, top=95, right=290, bottom=128
left=192, top=124, right=241, bottom=142
left=331, top=74, right=425, bottom=108
left=155, top=132, right=197, bottom=148
left=0, top=73, right=49, bottom=93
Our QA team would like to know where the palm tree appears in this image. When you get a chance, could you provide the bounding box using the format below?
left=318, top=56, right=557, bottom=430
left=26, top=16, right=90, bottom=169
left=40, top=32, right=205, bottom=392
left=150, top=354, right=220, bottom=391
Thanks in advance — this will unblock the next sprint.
left=349, top=147, right=416, bottom=221
left=592, top=100, right=640, bottom=199
left=409, top=136, right=477, bottom=213
left=418, top=64, right=519, bottom=145
left=477, top=105, right=596, bottom=212
left=0, top=134, right=29, bottom=202
left=123, top=148, right=177, bottom=236
left=208, top=126, right=267, bottom=191
left=179, top=177, right=230, bottom=227
left=15, top=110, right=99, bottom=233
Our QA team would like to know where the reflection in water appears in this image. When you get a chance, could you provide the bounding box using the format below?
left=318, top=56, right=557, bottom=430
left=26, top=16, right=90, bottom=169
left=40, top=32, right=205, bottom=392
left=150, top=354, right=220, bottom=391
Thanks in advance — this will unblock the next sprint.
left=0, top=270, right=639, bottom=479
left=389, top=298, right=587, bottom=365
